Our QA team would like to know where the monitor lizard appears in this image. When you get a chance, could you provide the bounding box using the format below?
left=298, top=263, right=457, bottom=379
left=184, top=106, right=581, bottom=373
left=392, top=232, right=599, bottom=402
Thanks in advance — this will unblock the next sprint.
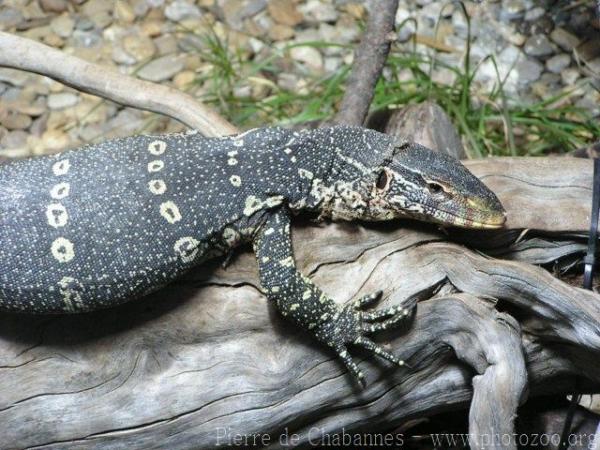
left=0, top=126, right=506, bottom=385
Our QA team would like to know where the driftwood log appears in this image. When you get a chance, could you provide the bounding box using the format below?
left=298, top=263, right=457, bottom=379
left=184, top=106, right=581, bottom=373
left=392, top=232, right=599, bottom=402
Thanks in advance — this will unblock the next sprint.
left=0, top=157, right=598, bottom=450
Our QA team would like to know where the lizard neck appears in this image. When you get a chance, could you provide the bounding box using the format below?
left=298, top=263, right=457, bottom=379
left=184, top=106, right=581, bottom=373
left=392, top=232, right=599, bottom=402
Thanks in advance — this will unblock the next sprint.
left=288, top=127, right=395, bottom=220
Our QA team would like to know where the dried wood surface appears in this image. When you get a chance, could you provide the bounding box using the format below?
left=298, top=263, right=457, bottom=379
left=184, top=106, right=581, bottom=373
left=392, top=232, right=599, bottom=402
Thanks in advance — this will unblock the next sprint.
left=0, top=157, right=598, bottom=450
left=0, top=31, right=239, bottom=137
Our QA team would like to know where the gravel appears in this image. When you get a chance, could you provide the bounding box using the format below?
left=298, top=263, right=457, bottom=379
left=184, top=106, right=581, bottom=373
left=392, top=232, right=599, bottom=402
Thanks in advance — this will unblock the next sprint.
left=0, top=0, right=597, bottom=157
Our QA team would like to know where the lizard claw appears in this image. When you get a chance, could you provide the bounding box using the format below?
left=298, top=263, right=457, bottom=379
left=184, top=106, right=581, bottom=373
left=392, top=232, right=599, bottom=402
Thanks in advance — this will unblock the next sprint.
left=354, top=336, right=409, bottom=368
left=318, top=291, right=413, bottom=387
left=354, top=290, right=383, bottom=308
left=335, top=344, right=367, bottom=388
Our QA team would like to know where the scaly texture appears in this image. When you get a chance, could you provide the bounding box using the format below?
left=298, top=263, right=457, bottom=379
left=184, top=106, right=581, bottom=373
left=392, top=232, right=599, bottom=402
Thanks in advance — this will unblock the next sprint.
left=0, top=125, right=505, bottom=384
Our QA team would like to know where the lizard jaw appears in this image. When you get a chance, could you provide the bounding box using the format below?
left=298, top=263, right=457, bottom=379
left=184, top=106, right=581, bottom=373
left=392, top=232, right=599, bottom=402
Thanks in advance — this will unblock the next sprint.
left=434, top=208, right=507, bottom=229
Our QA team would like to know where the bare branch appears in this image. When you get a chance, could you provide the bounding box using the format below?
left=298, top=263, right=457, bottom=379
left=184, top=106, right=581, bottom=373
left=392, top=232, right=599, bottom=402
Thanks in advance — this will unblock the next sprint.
left=0, top=31, right=239, bottom=137
left=333, top=0, right=400, bottom=126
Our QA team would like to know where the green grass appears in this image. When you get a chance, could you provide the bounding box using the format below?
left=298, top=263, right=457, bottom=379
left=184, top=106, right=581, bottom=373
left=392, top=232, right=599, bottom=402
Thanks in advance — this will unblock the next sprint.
left=182, top=7, right=600, bottom=158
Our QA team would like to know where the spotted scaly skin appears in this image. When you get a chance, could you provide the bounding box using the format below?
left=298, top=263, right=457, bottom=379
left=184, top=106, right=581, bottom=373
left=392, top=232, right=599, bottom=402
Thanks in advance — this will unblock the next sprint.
left=0, top=126, right=505, bottom=386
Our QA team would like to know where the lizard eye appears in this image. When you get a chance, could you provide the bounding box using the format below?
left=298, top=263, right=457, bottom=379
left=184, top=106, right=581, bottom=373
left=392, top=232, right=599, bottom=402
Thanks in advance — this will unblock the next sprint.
left=427, top=182, right=444, bottom=194
left=376, top=170, right=389, bottom=190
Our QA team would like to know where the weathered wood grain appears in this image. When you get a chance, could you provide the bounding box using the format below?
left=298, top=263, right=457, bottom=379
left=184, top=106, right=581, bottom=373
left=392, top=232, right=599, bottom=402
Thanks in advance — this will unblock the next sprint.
left=0, top=157, right=598, bottom=450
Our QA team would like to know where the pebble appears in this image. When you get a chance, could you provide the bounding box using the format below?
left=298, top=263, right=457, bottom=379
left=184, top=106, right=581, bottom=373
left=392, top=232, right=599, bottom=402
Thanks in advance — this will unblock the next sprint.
left=0, top=68, right=30, bottom=87
left=431, top=68, right=456, bottom=86
left=323, top=56, right=342, bottom=72
left=221, top=0, right=267, bottom=29
left=586, top=58, right=600, bottom=75
left=173, top=70, right=196, bottom=89
left=300, top=0, right=338, bottom=23
left=78, top=123, right=103, bottom=143
left=1, top=88, right=22, bottom=102
left=0, top=130, right=28, bottom=149
left=290, top=46, right=323, bottom=72
left=123, top=34, right=156, bottom=61
left=81, top=0, right=113, bottom=17
left=500, top=0, right=526, bottom=21
left=132, top=0, right=149, bottom=17
left=342, top=3, right=364, bottom=20
left=220, top=0, right=245, bottom=29
left=550, top=28, right=580, bottom=52
left=319, top=19, right=359, bottom=45
left=516, top=58, right=543, bottom=83
left=30, top=113, right=49, bottom=137
left=114, top=0, right=136, bottom=23
left=41, top=129, right=70, bottom=152
left=545, top=54, right=571, bottom=74
left=106, top=110, right=145, bottom=137
left=47, top=92, right=79, bottom=110
left=561, top=68, right=580, bottom=86
left=0, top=8, right=23, bottom=29
left=233, top=85, right=251, bottom=98
left=419, top=2, right=446, bottom=24
left=524, top=7, right=545, bottom=21
left=43, top=32, right=65, bottom=48
left=140, top=20, right=163, bottom=37
left=524, top=35, right=554, bottom=57
left=71, top=29, right=102, bottom=48
left=576, top=40, right=600, bottom=62
left=277, top=73, right=299, bottom=91
left=50, top=13, right=75, bottom=38
left=238, top=0, right=268, bottom=20
left=137, top=54, right=185, bottom=82
left=268, top=0, right=304, bottom=27
left=10, top=102, right=46, bottom=116
left=177, top=33, right=204, bottom=53
left=1, top=113, right=32, bottom=131
left=76, top=17, right=95, bottom=31
left=39, top=0, right=69, bottom=14
left=112, top=45, right=137, bottom=65
left=164, top=0, right=201, bottom=21
left=539, top=72, right=561, bottom=90
left=269, top=24, right=295, bottom=41
left=89, top=12, right=113, bottom=29
left=154, top=34, right=178, bottom=55
left=497, top=46, right=521, bottom=67
left=576, top=94, right=600, bottom=117
left=396, top=8, right=417, bottom=41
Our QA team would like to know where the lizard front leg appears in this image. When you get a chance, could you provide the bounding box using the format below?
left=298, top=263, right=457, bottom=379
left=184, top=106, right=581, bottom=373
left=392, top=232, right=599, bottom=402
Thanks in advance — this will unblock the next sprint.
left=253, top=208, right=410, bottom=386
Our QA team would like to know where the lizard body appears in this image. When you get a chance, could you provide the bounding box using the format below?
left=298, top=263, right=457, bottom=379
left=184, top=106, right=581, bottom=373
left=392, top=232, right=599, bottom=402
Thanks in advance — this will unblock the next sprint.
left=0, top=126, right=505, bottom=384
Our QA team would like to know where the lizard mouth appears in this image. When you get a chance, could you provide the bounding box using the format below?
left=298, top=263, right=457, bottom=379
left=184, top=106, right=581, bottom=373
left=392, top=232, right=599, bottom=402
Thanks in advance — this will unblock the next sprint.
left=434, top=208, right=507, bottom=229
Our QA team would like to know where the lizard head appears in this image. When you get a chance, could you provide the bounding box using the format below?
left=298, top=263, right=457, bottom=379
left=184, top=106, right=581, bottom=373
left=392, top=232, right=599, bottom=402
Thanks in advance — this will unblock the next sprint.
left=309, top=128, right=506, bottom=229
left=364, top=141, right=507, bottom=228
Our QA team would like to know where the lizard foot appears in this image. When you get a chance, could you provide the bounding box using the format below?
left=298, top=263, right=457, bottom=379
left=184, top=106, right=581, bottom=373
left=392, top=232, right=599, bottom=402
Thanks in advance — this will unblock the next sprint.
left=316, top=290, right=412, bottom=387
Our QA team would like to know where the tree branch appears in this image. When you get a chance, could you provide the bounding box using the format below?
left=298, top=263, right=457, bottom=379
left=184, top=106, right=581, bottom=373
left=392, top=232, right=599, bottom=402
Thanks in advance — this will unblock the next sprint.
left=0, top=31, right=239, bottom=137
left=333, top=0, right=400, bottom=126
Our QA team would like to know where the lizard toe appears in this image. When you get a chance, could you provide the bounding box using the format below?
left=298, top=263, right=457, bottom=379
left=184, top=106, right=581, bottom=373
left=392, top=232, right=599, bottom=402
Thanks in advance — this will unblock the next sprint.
left=335, top=344, right=366, bottom=387
left=353, top=290, right=383, bottom=309
left=353, top=336, right=408, bottom=368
